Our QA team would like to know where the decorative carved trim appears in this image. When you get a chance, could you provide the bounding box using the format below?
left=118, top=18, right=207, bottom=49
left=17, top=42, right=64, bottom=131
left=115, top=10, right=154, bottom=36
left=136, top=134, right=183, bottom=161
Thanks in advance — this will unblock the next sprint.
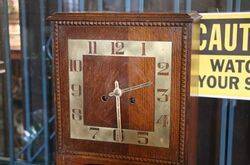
left=59, top=149, right=176, bottom=164
left=57, top=20, right=186, bottom=27
left=54, top=21, right=63, bottom=151
left=179, top=25, right=189, bottom=164
left=53, top=19, right=191, bottom=164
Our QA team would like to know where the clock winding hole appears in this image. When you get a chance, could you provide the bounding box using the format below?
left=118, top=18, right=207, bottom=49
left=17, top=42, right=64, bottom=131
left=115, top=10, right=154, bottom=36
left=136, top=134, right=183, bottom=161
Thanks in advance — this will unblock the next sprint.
left=129, top=97, right=136, bottom=104
left=101, top=95, right=109, bottom=102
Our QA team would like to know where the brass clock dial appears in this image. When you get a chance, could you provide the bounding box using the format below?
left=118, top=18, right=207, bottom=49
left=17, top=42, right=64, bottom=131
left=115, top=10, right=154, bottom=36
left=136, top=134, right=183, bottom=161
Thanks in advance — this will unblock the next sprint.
left=68, top=39, right=172, bottom=148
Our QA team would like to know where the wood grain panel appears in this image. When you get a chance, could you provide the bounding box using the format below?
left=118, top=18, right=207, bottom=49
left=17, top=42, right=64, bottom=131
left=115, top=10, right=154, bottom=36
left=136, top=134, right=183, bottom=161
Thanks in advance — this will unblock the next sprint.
left=83, top=55, right=155, bottom=131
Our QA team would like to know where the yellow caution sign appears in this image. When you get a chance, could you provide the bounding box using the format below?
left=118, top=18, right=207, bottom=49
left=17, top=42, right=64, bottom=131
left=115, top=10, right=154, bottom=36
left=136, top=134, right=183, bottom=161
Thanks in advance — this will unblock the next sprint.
left=191, top=13, right=250, bottom=100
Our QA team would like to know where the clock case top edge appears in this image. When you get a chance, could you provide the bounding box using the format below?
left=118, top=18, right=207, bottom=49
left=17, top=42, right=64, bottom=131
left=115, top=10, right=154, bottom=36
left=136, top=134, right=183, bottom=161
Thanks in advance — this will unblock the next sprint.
left=48, top=12, right=200, bottom=23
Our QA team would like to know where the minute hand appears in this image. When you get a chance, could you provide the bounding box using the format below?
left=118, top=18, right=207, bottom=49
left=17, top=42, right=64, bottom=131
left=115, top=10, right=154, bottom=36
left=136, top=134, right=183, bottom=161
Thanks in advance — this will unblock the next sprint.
left=109, top=82, right=151, bottom=97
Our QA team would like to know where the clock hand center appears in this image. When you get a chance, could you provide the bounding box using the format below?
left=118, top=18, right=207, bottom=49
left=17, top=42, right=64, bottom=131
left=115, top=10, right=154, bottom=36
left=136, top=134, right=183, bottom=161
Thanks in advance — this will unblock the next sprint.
left=108, top=81, right=151, bottom=97
left=109, top=80, right=122, bottom=97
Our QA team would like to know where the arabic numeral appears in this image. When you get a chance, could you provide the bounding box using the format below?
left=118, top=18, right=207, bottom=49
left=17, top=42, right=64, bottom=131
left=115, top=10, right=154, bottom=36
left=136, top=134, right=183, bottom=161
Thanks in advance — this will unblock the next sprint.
left=88, top=41, right=97, bottom=54
left=69, top=59, right=82, bottom=72
left=72, top=109, right=82, bottom=120
left=70, top=84, right=82, bottom=96
left=111, top=42, right=124, bottom=55
left=157, top=62, right=169, bottom=76
left=157, top=88, right=169, bottom=102
left=89, top=127, right=100, bottom=139
left=156, top=115, right=169, bottom=127
left=137, top=132, right=148, bottom=144
left=141, top=42, right=146, bottom=55
left=113, top=130, right=124, bottom=141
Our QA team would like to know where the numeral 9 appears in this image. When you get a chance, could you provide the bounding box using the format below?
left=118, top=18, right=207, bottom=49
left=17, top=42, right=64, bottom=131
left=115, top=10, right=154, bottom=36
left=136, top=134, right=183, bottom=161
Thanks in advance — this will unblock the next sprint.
left=71, top=84, right=82, bottom=96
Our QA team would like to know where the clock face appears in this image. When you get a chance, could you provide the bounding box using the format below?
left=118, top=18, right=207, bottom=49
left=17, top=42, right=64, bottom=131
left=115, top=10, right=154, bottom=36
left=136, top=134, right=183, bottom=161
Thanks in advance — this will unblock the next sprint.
left=68, top=39, right=172, bottom=148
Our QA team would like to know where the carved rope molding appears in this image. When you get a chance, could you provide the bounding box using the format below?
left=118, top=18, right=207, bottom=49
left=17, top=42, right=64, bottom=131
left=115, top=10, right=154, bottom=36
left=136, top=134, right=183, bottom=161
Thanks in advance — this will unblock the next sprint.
left=54, top=22, right=63, bottom=152
left=179, top=25, right=189, bottom=164
left=53, top=20, right=191, bottom=164
left=57, top=20, right=187, bottom=27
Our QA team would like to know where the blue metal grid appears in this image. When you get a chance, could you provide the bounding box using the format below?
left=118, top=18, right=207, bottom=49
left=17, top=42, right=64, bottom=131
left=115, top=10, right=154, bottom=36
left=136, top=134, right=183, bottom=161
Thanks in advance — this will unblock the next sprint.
left=1, top=0, right=14, bottom=164
left=1, top=0, right=243, bottom=164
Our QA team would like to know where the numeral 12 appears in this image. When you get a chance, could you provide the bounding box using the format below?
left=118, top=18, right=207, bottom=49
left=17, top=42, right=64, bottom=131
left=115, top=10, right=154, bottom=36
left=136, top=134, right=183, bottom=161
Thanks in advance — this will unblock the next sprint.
left=111, top=42, right=124, bottom=55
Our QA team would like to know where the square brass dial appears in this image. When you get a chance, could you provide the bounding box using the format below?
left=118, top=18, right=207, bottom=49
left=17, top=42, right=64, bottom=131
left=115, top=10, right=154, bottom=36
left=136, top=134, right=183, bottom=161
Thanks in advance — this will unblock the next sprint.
left=68, top=39, right=172, bottom=148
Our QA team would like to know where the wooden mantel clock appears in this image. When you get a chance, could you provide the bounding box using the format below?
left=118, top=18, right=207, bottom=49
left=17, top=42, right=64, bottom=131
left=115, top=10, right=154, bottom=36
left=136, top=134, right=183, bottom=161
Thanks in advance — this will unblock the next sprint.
left=49, top=13, right=199, bottom=164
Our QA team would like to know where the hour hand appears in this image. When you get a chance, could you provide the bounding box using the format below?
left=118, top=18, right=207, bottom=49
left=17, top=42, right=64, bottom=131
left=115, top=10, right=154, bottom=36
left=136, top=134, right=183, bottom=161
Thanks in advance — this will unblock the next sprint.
left=108, top=81, right=122, bottom=97
left=109, top=81, right=151, bottom=97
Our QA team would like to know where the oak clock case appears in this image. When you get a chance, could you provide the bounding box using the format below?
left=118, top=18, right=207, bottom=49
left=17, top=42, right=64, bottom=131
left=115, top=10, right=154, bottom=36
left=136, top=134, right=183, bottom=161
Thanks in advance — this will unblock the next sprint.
left=50, top=13, right=197, bottom=164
